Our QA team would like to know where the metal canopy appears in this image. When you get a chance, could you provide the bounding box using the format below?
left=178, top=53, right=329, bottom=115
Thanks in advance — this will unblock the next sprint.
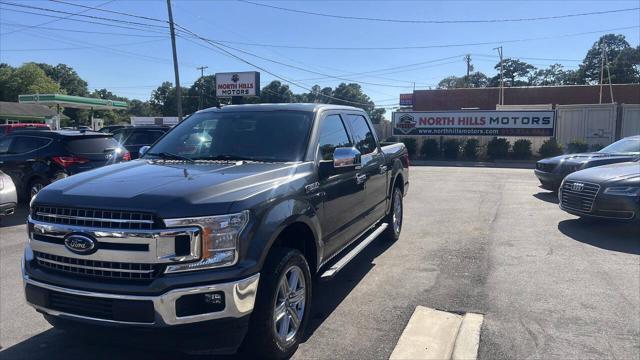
left=18, top=94, right=128, bottom=110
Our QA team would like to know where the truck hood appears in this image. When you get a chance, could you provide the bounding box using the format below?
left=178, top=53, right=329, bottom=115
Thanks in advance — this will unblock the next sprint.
left=567, top=161, right=640, bottom=184
left=34, top=160, right=305, bottom=218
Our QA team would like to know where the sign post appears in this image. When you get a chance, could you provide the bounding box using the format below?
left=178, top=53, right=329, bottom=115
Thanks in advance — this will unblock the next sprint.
left=392, top=110, right=555, bottom=137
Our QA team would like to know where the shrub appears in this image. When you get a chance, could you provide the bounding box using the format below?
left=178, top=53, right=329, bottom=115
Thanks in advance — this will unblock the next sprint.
left=538, top=139, right=563, bottom=158
left=420, top=138, right=439, bottom=159
left=590, top=143, right=604, bottom=152
left=442, top=139, right=461, bottom=159
left=512, top=139, right=532, bottom=159
left=400, top=138, right=417, bottom=158
left=567, top=140, right=589, bottom=154
left=463, top=139, right=479, bottom=159
left=487, top=137, right=510, bottom=159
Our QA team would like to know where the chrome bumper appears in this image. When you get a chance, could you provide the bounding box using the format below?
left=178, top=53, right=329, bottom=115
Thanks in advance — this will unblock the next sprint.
left=23, top=273, right=260, bottom=326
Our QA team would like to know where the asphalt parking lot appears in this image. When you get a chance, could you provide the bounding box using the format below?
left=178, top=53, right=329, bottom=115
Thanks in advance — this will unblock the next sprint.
left=1, top=166, right=638, bottom=359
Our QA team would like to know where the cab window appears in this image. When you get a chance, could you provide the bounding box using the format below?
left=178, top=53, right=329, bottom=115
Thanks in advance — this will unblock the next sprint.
left=317, top=114, right=351, bottom=160
left=345, top=114, right=377, bottom=155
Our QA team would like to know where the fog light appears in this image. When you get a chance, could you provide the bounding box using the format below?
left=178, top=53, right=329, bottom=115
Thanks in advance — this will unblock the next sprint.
left=175, top=291, right=226, bottom=317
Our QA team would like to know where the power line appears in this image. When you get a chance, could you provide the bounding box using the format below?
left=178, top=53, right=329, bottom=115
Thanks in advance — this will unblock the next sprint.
left=0, top=21, right=167, bottom=37
left=200, top=25, right=640, bottom=50
left=0, top=7, right=168, bottom=35
left=238, top=1, right=639, bottom=24
left=0, top=0, right=114, bottom=36
left=0, top=1, right=167, bottom=29
left=0, top=39, right=166, bottom=52
left=175, top=25, right=375, bottom=107
left=48, top=0, right=168, bottom=24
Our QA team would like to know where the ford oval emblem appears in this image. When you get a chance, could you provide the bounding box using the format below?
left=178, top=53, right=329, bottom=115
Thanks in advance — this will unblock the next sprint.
left=64, top=234, right=97, bottom=255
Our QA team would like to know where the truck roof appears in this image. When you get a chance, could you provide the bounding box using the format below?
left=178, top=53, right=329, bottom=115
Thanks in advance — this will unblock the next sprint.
left=198, top=103, right=365, bottom=114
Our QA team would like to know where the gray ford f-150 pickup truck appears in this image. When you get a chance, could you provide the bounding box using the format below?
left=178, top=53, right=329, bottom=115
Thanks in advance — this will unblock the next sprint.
left=23, top=103, right=409, bottom=357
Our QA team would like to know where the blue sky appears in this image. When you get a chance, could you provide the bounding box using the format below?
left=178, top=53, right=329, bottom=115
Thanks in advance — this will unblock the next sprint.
left=1, top=0, right=638, bottom=110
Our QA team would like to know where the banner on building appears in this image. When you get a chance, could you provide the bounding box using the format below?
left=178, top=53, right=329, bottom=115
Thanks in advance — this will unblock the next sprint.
left=215, top=72, right=260, bottom=97
left=399, top=93, right=414, bottom=106
left=392, top=110, right=555, bottom=136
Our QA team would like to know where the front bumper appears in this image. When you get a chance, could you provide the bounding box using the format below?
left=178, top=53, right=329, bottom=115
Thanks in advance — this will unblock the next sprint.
left=23, top=270, right=260, bottom=327
left=560, top=193, right=639, bottom=220
left=534, top=169, right=563, bottom=190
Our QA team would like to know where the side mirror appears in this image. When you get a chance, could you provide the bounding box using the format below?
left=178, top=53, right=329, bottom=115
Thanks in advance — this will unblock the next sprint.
left=333, top=147, right=361, bottom=168
left=139, top=145, right=150, bottom=157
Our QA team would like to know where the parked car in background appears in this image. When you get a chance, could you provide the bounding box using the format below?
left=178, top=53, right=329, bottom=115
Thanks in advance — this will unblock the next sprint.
left=559, top=159, right=640, bottom=221
left=23, top=104, right=409, bottom=357
left=0, top=130, right=130, bottom=200
left=98, top=125, right=129, bottom=133
left=0, top=123, right=50, bottom=137
left=535, top=135, right=640, bottom=191
left=112, top=126, right=170, bottom=158
left=0, top=170, right=17, bottom=216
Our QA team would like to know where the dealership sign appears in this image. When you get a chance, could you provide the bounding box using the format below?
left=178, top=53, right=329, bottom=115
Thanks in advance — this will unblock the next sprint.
left=392, top=111, right=555, bottom=136
left=399, top=93, right=414, bottom=106
left=215, top=71, right=260, bottom=97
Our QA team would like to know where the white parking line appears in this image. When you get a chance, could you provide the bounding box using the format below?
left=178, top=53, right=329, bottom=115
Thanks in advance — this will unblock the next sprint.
left=389, top=306, right=484, bottom=360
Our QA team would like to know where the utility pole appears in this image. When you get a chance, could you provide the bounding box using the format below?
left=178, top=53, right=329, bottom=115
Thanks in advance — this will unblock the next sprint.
left=599, top=44, right=605, bottom=104
left=493, top=46, right=504, bottom=105
left=166, top=0, right=183, bottom=121
left=464, top=54, right=472, bottom=87
left=604, top=48, right=614, bottom=103
left=196, top=65, right=208, bottom=110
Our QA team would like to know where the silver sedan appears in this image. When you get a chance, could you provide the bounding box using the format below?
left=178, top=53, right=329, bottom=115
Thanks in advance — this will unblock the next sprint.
left=0, top=170, right=17, bottom=216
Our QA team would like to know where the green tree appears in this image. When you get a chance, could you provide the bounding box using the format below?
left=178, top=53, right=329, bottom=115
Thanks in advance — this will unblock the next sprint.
left=490, top=59, right=536, bottom=87
left=128, top=99, right=157, bottom=117
left=578, top=34, right=640, bottom=84
left=0, top=63, right=60, bottom=101
left=187, top=75, right=225, bottom=113
left=530, top=64, right=579, bottom=86
left=36, top=63, right=88, bottom=96
left=259, top=80, right=294, bottom=103
left=150, top=81, right=191, bottom=116
left=438, top=72, right=488, bottom=89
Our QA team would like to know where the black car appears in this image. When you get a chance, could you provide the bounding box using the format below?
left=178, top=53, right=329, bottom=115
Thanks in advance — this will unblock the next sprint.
left=0, top=130, right=130, bottom=200
left=560, top=160, right=640, bottom=221
left=23, top=104, right=409, bottom=357
left=112, top=126, right=170, bottom=158
left=98, top=125, right=129, bottom=133
left=535, top=135, right=640, bottom=191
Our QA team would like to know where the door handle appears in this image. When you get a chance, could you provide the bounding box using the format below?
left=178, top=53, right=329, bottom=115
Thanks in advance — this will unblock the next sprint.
left=379, top=165, right=388, bottom=174
left=356, top=174, right=367, bottom=184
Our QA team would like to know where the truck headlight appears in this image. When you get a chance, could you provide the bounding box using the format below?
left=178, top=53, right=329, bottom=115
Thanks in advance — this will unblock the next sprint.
left=603, top=186, right=640, bottom=196
left=163, top=211, right=249, bottom=273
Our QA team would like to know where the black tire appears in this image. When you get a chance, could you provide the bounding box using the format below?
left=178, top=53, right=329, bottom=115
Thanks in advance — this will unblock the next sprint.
left=243, top=247, right=312, bottom=359
left=383, top=185, right=403, bottom=242
left=25, top=177, right=49, bottom=202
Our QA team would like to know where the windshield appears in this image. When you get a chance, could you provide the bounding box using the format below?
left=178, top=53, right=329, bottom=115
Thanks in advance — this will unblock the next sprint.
left=146, top=110, right=313, bottom=162
left=598, top=138, right=640, bottom=154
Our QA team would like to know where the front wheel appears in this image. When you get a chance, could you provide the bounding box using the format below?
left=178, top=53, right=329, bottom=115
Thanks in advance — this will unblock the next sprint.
left=28, top=178, right=49, bottom=201
left=383, top=186, right=403, bottom=241
left=243, top=248, right=312, bottom=359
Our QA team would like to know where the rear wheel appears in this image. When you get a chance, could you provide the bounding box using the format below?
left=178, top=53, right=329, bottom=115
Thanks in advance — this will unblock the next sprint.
left=243, top=247, right=312, bottom=359
left=28, top=178, right=49, bottom=201
left=383, top=185, right=403, bottom=241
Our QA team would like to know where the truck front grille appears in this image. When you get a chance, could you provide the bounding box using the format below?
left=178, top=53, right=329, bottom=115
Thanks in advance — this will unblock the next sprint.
left=561, top=181, right=600, bottom=213
left=31, top=206, right=156, bottom=230
left=34, top=251, right=160, bottom=281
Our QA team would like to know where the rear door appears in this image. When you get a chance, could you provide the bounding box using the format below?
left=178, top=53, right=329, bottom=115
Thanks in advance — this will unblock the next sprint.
left=0, top=135, right=52, bottom=192
left=345, top=113, right=388, bottom=222
left=63, top=136, right=123, bottom=173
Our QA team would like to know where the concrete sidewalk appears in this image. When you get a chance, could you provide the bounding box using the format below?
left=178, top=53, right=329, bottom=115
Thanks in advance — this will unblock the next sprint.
left=410, top=160, right=536, bottom=169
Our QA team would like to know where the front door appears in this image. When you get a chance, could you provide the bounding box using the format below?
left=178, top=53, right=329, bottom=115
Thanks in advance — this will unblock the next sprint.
left=315, top=113, right=366, bottom=257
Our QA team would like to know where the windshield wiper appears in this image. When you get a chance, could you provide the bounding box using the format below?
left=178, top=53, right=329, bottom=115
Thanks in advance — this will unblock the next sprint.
left=146, top=152, right=194, bottom=162
left=196, top=154, right=265, bottom=162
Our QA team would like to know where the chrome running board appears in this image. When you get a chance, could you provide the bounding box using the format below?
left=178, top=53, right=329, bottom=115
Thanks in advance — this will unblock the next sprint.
left=320, top=222, right=388, bottom=280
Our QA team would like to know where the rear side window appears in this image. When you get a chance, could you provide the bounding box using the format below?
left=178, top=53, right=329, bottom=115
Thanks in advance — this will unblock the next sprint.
left=345, top=114, right=377, bottom=155
left=318, top=114, right=351, bottom=160
left=9, top=136, right=51, bottom=154
left=65, top=137, right=119, bottom=154
left=0, top=137, right=12, bottom=154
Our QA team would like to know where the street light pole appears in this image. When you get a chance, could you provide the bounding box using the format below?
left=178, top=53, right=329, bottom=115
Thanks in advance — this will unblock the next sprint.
left=166, top=0, right=183, bottom=121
